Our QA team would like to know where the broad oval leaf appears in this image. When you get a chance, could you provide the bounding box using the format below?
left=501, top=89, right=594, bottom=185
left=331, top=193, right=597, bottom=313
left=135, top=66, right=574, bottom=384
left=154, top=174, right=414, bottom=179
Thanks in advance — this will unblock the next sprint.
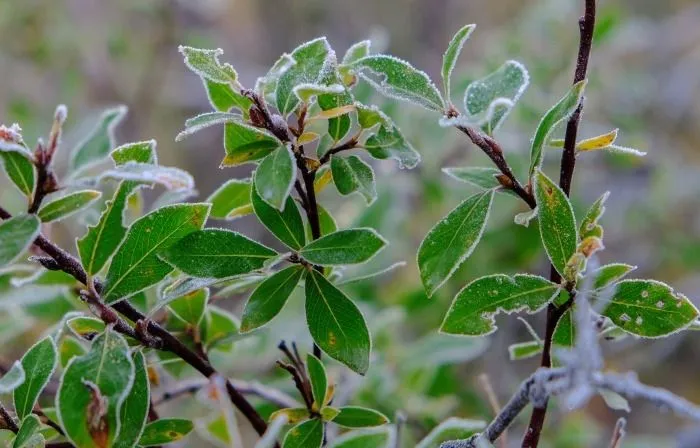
left=113, top=351, right=149, bottom=448
left=300, top=228, right=387, bottom=266
left=276, top=37, right=332, bottom=116
left=306, top=354, right=327, bottom=410
left=160, top=228, right=276, bottom=279
left=175, top=112, right=241, bottom=142
left=168, top=288, right=209, bottom=327
left=592, top=263, right=636, bottom=289
left=418, top=190, right=494, bottom=297
left=59, top=337, right=86, bottom=368
left=102, top=203, right=209, bottom=303
left=200, top=306, right=240, bottom=351
left=37, top=190, right=101, bottom=223
left=599, top=279, right=699, bottom=338
left=442, top=24, right=476, bottom=101
left=179, top=46, right=237, bottom=84
left=240, top=265, right=305, bottom=333
left=328, top=427, right=390, bottom=448
left=0, top=151, right=35, bottom=197
left=534, top=170, right=578, bottom=277
left=331, top=155, right=377, bottom=205
left=57, top=329, right=134, bottom=448
left=0, top=361, right=25, bottom=394
left=251, top=184, right=306, bottom=250
left=70, top=106, right=127, bottom=173
left=350, top=55, right=444, bottom=111
left=138, top=418, right=194, bottom=446
left=305, top=270, right=371, bottom=375
left=254, top=145, right=296, bottom=210
left=110, top=140, right=157, bottom=166
left=207, top=179, right=252, bottom=220
left=282, top=418, right=323, bottom=448
left=221, top=122, right=284, bottom=167
left=331, top=406, right=389, bottom=428
left=13, top=337, right=57, bottom=420
left=441, top=274, right=559, bottom=336
left=100, top=163, right=194, bottom=192
left=0, top=214, right=40, bottom=268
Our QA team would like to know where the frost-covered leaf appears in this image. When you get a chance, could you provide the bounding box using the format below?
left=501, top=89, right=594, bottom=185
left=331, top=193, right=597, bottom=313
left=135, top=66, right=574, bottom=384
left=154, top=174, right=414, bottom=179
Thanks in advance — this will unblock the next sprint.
left=337, top=261, right=405, bottom=285
left=102, top=203, right=209, bottom=303
left=67, top=316, right=106, bottom=340
left=0, top=361, right=25, bottom=394
left=359, top=105, right=420, bottom=169
left=113, top=351, right=149, bottom=448
left=318, top=57, right=354, bottom=143
left=534, top=170, right=578, bottom=277
left=331, top=407, right=388, bottom=428
left=442, top=167, right=503, bottom=190
left=37, top=190, right=101, bottom=223
left=57, top=329, right=134, bottom=448
left=0, top=151, right=35, bottom=197
left=331, top=155, right=377, bottom=204
left=59, top=337, right=86, bottom=368
left=528, top=80, right=587, bottom=177
left=508, top=341, right=543, bottom=361
left=416, top=418, right=485, bottom=448
left=514, top=207, right=538, bottom=227
left=418, top=190, right=494, bottom=297
left=160, top=228, right=276, bottom=279
left=13, top=414, right=42, bottom=448
left=350, top=55, right=444, bottom=111
left=255, top=53, right=295, bottom=102
left=138, top=418, right=194, bottom=446
left=0, top=215, right=40, bottom=268
left=328, top=427, right=390, bottom=448
left=293, top=83, right=345, bottom=103
left=599, top=389, right=630, bottom=413
left=168, top=288, right=209, bottom=327
left=306, top=354, right=327, bottom=410
left=240, top=265, right=305, bottom=333
left=341, top=40, right=371, bottom=66
left=598, top=280, right=699, bottom=338
left=305, top=270, right=371, bottom=375
left=110, top=140, right=157, bottom=166
left=204, top=79, right=253, bottom=115
left=251, top=184, right=306, bottom=250
left=13, top=337, right=57, bottom=420
left=100, top=163, right=194, bottom=192
left=442, top=24, right=476, bottom=101
left=269, top=408, right=310, bottom=426
left=179, top=46, right=237, bottom=84
left=300, top=228, right=387, bottom=266
left=276, top=38, right=333, bottom=116
left=200, top=306, right=239, bottom=351
left=552, top=308, right=575, bottom=348
left=70, top=106, right=127, bottom=173
left=579, top=191, right=609, bottom=239
left=175, top=112, right=241, bottom=142
left=254, top=145, right=296, bottom=210
left=207, top=179, right=252, bottom=220
left=441, top=274, right=559, bottom=336
left=592, top=263, right=636, bottom=289
left=220, top=122, right=283, bottom=167
left=283, top=418, right=323, bottom=448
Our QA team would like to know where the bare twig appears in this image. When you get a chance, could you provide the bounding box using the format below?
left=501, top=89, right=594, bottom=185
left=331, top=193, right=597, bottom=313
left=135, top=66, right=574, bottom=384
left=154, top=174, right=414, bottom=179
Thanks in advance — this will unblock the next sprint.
left=608, top=417, right=626, bottom=448
left=0, top=402, right=18, bottom=433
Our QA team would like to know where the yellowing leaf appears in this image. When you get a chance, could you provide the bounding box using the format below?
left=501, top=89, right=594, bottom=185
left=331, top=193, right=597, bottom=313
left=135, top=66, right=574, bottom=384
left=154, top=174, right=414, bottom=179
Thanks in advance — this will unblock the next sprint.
left=576, top=128, right=618, bottom=150
left=308, top=104, right=357, bottom=121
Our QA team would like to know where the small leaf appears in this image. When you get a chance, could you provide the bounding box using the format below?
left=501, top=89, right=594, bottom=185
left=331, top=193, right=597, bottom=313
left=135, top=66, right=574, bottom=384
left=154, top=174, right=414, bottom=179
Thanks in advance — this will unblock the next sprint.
left=175, top=112, right=241, bottom=142
left=592, top=263, right=636, bottom=289
left=269, top=408, right=311, bottom=426
left=308, top=105, right=356, bottom=121
left=67, top=316, right=106, bottom=340
left=331, top=407, right=388, bottom=428
left=204, top=79, right=253, bottom=115
left=200, top=306, right=239, bottom=351
left=113, top=351, right=150, bottom=448
left=418, top=190, right=494, bottom=297
left=70, top=106, right=127, bottom=173
left=138, top=418, right=194, bottom=446
left=254, top=145, right=296, bottom=210
left=293, top=83, right=345, bottom=103
left=300, top=228, right=387, bottom=266
left=0, top=214, right=40, bottom=268
left=321, top=407, right=341, bottom=422
left=13, top=414, right=42, bottom=448
left=441, top=274, right=559, bottom=336
left=298, top=132, right=320, bottom=145
left=317, top=59, right=354, bottom=142
left=0, top=361, right=25, bottom=394
left=110, top=140, right=157, bottom=166
left=599, top=279, right=699, bottom=338
left=221, top=122, right=284, bottom=167
left=328, top=427, right=390, bottom=448
left=306, top=354, right=327, bottom=410
left=599, top=389, right=631, bottom=413
left=356, top=103, right=421, bottom=169
left=103, top=203, right=209, bottom=303
left=276, top=38, right=332, bottom=116
left=0, top=151, right=35, bottom=197
left=207, top=179, right=252, bottom=220
left=416, top=417, right=486, bottom=448
left=283, top=418, right=323, bottom=448
left=160, top=229, right=276, bottom=279
left=255, top=53, right=295, bottom=102
left=168, top=288, right=209, bottom=327
left=13, top=337, right=57, bottom=420
left=576, top=129, right=619, bottom=150
left=341, top=40, right=371, bottom=66
left=442, top=24, right=476, bottom=101
left=508, top=341, right=543, bottom=361
left=240, top=266, right=305, bottom=333
left=350, top=55, right=444, bottom=111
left=37, top=190, right=101, bottom=223
left=251, top=184, right=306, bottom=250
left=331, top=155, right=377, bottom=204
left=579, top=191, right=609, bottom=239
left=305, top=270, right=371, bottom=375
left=442, top=166, right=502, bottom=190
left=534, top=170, right=578, bottom=277
left=552, top=308, right=575, bottom=348
left=100, top=163, right=195, bottom=192
left=528, top=80, right=587, bottom=177
left=59, top=337, right=86, bottom=368
left=179, top=46, right=237, bottom=84
left=514, top=207, right=538, bottom=227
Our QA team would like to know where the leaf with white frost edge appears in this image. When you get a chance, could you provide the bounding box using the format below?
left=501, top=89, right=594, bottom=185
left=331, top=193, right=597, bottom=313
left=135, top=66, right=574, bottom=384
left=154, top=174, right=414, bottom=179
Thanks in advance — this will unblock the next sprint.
left=220, top=122, right=283, bottom=167
left=254, top=145, right=296, bottom=210
left=591, top=263, right=636, bottom=290
left=204, top=79, right=253, bottom=116
left=207, top=178, right=252, bottom=220
left=327, top=427, right=390, bottom=448
left=175, top=112, right=242, bottom=142
left=0, top=150, right=35, bottom=197
left=300, top=228, right=387, bottom=266
left=110, top=140, right=157, bottom=166
left=100, top=163, right=195, bottom=192
left=179, top=46, right=237, bottom=84
left=113, top=351, right=150, bottom=448
left=331, top=155, right=377, bottom=205
left=0, top=361, right=25, bottom=394
left=251, top=184, right=306, bottom=250
left=293, top=83, right=345, bottom=103
left=13, top=337, right=57, bottom=420
left=0, top=215, right=40, bottom=268
left=341, top=40, right=371, bottom=66
left=70, top=105, right=127, bottom=173
left=37, top=190, right=102, bottom=223
left=442, top=24, right=476, bottom=101
left=514, top=207, right=538, bottom=227
left=240, top=265, right=305, bottom=333
left=579, top=191, right=609, bottom=239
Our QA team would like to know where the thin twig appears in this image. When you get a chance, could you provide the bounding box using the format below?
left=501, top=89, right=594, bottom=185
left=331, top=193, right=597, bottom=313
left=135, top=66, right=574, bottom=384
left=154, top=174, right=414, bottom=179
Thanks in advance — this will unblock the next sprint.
left=0, top=402, right=18, bottom=433
left=607, top=417, right=626, bottom=448
left=478, top=374, right=506, bottom=448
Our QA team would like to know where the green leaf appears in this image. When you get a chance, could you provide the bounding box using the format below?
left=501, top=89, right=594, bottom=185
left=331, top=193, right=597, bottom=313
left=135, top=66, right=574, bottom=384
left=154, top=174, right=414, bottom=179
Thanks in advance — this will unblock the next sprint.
left=240, top=266, right=305, bottom=333
left=331, top=155, right=377, bottom=205
left=317, top=58, right=354, bottom=142
left=138, top=418, right=194, bottom=446
left=254, top=145, right=296, bottom=210
left=328, top=428, right=390, bottom=448
left=0, top=151, right=35, bottom=197
left=416, top=417, right=485, bottom=448
left=356, top=103, right=421, bottom=169
left=70, top=106, right=127, bottom=173
left=251, top=183, right=306, bottom=250
left=441, top=274, right=559, bottom=336
left=0, top=361, right=25, bottom=394
left=175, top=112, right=241, bottom=142
left=37, top=190, right=101, bottom=223
left=533, top=170, right=578, bottom=277
left=442, top=24, right=476, bottom=101
left=283, top=419, right=323, bottom=448
left=160, top=228, right=276, bottom=279
left=110, top=140, right=157, bottom=166
left=168, top=288, right=209, bottom=327
left=552, top=308, right=575, bottom=347
left=0, top=214, right=40, bottom=268
left=102, top=203, right=209, bottom=303
left=59, top=337, right=86, bottom=368
left=255, top=53, right=295, bottom=102
left=579, top=191, right=609, bottom=239
left=418, top=190, right=494, bottom=297
left=331, top=406, right=388, bottom=428
left=300, top=228, right=386, bottom=266
left=204, top=79, right=253, bottom=114
left=350, top=55, right=444, bottom=111
left=113, top=351, right=149, bottom=448
left=179, top=46, right=237, bottom=84
left=599, top=279, right=699, bottom=338
left=67, top=316, right=106, bottom=340
left=528, top=80, right=587, bottom=177
left=306, top=354, right=327, bottom=409
left=442, top=166, right=502, bottom=190
left=463, top=60, right=529, bottom=134
left=341, top=40, right=371, bottom=66
left=13, top=337, right=57, bottom=420
left=276, top=38, right=332, bottom=116
left=592, top=263, right=636, bottom=289
left=13, top=414, right=42, bottom=448
left=100, top=163, right=194, bottom=192
left=508, top=341, right=543, bottom=361
left=57, top=329, right=134, bottom=448
left=207, top=179, right=252, bottom=220
left=305, top=270, right=371, bottom=374
left=200, top=306, right=239, bottom=351
left=220, top=122, right=283, bottom=167
left=293, top=83, right=345, bottom=104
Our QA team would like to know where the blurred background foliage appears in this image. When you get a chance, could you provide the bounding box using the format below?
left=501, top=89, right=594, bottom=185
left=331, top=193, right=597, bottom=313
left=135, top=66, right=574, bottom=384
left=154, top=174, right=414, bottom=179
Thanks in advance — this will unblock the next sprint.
left=1, top=0, right=700, bottom=446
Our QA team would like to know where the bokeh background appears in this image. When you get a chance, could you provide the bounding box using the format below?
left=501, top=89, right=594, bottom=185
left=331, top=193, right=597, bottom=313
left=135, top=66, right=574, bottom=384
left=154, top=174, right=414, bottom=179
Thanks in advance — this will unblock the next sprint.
left=1, top=0, right=700, bottom=446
